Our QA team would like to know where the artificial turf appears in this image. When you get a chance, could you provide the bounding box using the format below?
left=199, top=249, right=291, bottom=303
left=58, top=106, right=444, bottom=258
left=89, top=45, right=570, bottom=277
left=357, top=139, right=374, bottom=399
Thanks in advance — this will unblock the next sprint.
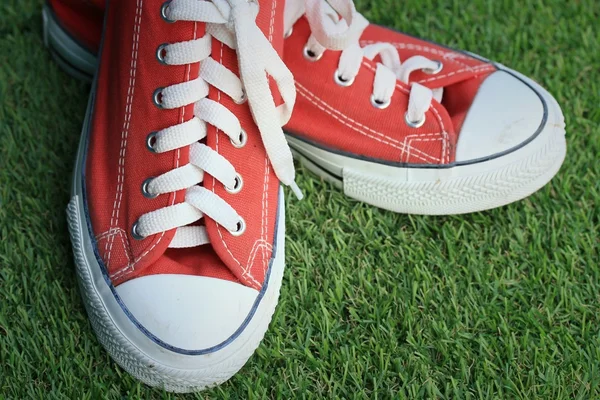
left=0, top=0, right=599, bottom=398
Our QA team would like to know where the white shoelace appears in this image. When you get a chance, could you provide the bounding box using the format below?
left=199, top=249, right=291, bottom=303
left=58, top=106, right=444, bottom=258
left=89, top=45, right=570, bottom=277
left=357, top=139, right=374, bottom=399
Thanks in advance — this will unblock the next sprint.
left=284, top=0, right=443, bottom=127
left=134, top=0, right=300, bottom=248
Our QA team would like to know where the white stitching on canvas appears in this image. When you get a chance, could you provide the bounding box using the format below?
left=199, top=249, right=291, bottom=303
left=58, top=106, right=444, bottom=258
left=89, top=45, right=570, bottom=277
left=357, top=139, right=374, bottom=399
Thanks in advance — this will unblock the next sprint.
left=296, top=81, right=442, bottom=163
left=361, top=61, right=450, bottom=150
left=297, top=85, right=434, bottom=163
left=442, top=131, right=450, bottom=164
left=359, top=40, right=473, bottom=69
left=97, top=229, right=133, bottom=271
left=404, top=139, right=443, bottom=164
left=261, top=2, right=277, bottom=280
left=96, top=227, right=127, bottom=242
left=359, top=41, right=469, bottom=56
left=115, top=230, right=134, bottom=266
left=361, top=60, right=450, bottom=138
left=268, top=0, right=276, bottom=41
left=111, top=20, right=195, bottom=280
left=301, top=60, right=451, bottom=165
left=359, top=40, right=495, bottom=84
left=247, top=239, right=273, bottom=277
left=428, top=103, right=450, bottom=164
left=260, top=141, right=270, bottom=277
left=440, top=51, right=473, bottom=69
left=404, top=137, right=442, bottom=164
left=105, top=0, right=143, bottom=269
left=400, top=133, right=444, bottom=163
left=210, top=40, right=261, bottom=290
left=418, top=65, right=495, bottom=84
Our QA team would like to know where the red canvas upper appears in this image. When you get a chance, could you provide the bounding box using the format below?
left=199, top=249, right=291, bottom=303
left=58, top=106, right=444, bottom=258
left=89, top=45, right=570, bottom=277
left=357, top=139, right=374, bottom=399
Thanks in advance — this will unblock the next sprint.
left=78, top=0, right=284, bottom=289
left=284, top=17, right=496, bottom=165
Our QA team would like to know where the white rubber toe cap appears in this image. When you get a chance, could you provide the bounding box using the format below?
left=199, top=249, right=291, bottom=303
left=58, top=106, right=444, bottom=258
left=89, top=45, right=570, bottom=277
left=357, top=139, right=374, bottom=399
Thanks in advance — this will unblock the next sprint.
left=116, top=274, right=259, bottom=351
left=455, top=70, right=545, bottom=162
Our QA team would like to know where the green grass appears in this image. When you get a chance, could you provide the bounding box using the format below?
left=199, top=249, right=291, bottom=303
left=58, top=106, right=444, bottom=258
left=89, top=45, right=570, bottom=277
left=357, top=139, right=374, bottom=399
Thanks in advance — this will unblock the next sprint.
left=0, top=0, right=599, bottom=398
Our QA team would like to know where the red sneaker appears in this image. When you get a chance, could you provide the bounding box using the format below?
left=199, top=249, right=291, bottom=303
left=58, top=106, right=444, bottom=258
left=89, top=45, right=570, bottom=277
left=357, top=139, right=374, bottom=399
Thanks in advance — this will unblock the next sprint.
left=45, top=0, right=566, bottom=216
left=65, top=0, right=299, bottom=392
left=282, top=0, right=566, bottom=214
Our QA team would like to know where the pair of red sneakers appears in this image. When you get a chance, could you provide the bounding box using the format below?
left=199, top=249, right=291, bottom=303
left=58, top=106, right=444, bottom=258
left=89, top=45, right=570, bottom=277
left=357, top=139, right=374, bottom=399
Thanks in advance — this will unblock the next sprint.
left=46, top=0, right=566, bottom=392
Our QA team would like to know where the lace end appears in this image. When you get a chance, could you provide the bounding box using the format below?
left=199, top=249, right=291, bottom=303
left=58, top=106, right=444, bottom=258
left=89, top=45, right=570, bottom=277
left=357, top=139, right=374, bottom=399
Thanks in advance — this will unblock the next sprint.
left=289, top=181, right=304, bottom=200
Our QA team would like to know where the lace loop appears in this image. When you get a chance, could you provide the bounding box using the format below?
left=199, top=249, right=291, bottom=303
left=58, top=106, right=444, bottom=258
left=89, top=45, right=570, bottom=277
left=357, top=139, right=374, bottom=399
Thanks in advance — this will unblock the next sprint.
left=304, top=0, right=368, bottom=50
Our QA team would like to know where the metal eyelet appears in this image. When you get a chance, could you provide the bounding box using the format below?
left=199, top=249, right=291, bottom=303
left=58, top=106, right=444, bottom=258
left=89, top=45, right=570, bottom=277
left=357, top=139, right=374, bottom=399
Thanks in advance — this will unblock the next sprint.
left=141, top=177, right=159, bottom=199
left=230, top=129, right=247, bottom=148
left=404, top=112, right=426, bottom=128
left=333, top=70, right=355, bottom=87
left=234, top=90, right=247, bottom=105
left=224, top=173, right=243, bottom=194
left=153, top=87, right=165, bottom=109
left=160, top=1, right=175, bottom=23
left=131, top=220, right=145, bottom=240
left=370, top=94, right=391, bottom=110
left=423, top=60, right=443, bottom=75
left=284, top=27, right=293, bottom=39
left=303, top=45, right=323, bottom=62
left=156, top=43, right=169, bottom=64
left=229, top=217, right=246, bottom=237
left=146, top=132, right=158, bottom=153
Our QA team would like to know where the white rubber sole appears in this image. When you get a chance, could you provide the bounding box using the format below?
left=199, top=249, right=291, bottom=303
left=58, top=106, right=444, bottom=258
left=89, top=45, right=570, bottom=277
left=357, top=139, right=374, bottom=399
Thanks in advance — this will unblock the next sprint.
left=286, top=69, right=566, bottom=215
left=66, top=56, right=286, bottom=395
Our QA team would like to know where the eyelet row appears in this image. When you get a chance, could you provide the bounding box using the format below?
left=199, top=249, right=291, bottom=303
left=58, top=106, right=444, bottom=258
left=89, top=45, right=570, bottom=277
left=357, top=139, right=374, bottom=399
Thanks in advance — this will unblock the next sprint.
left=133, top=218, right=246, bottom=239
left=133, top=3, right=257, bottom=240
left=138, top=43, right=247, bottom=237
left=142, top=2, right=170, bottom=221
left=133, top=170, right=246, bottom=239
left=131, top=215, right=246, bottom=240
left=307, top=40, right=442, bottom=128
left=368, top=96, right=426, bottom=128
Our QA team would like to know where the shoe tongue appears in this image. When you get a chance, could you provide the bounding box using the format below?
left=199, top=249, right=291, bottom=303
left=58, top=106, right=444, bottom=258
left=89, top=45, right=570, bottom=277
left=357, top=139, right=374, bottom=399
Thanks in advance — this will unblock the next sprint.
left=201, top=0, right=285, bottom=290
